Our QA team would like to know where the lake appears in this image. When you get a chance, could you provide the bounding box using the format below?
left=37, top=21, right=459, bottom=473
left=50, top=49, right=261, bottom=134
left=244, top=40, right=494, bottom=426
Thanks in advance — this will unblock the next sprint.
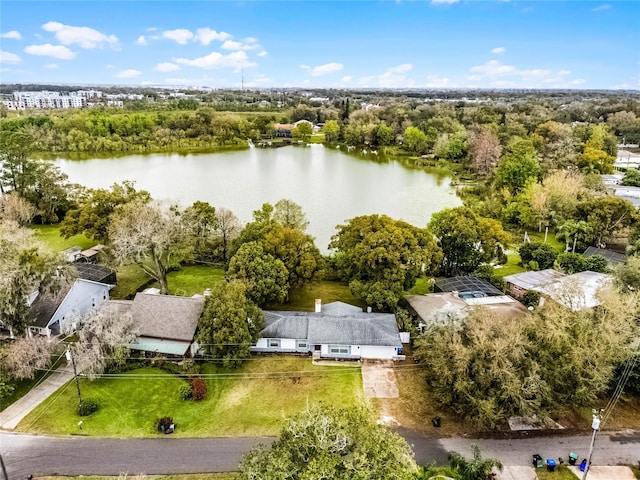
left=55, top=145, right=461, bottom=252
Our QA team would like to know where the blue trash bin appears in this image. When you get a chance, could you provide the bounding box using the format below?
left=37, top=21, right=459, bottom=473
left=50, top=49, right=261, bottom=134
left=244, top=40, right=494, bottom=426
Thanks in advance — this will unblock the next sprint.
left=580, top=459, right=587, bottom=471
left=546, top=458, right=556, bottom=472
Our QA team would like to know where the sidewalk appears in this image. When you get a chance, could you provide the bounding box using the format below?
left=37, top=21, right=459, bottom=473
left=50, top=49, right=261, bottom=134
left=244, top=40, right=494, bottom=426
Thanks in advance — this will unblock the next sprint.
left=497, top=465, right=637, bottom=479
left=0, top=363, right=74, bottom=430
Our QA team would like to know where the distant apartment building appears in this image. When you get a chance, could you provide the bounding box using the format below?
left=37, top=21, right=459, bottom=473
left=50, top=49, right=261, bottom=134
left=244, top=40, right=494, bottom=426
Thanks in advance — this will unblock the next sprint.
left=2, top=90, right=85, bottom=110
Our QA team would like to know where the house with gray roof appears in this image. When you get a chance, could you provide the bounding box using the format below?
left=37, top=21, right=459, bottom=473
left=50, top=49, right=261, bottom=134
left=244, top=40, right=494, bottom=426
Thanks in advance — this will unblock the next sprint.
left=252, top=301, right=404, bottom=360
left=124, top=292, right=206, bottom=357
left=28, top=278, right=112, bottom=337
left=504, top=269, right=612, bottom=311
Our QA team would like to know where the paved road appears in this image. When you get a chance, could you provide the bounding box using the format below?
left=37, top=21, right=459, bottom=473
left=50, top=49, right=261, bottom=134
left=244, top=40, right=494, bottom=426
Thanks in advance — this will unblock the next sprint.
left=2, top=429, right=639, bottom=479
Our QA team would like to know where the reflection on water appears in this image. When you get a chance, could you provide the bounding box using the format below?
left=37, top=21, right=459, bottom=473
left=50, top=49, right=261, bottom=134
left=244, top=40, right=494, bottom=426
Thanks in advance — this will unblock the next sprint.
left=54, top=144, right=462, bottom=252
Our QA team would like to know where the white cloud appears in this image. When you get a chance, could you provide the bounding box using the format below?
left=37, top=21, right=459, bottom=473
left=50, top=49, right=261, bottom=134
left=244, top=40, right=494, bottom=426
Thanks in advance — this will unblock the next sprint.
left=570, top=78, right=586, bottom=85
left=1, top=31, right=22, bottom=40
left=257, top=50, right=268, bottom=57
left=44, top=63, right=58, bottom=69
left=154, top=62, right=181, bottom=73
left=0, top=50, right=22, bottom=64
left=24, top=43, right=76, bottom=60
left=592, top=4, right=611, bottom=12
left=431, top=0, right=459, bottom=4
left=195, top=28, right=231, bottom=45
left=136, top=35, right=148, bottom=46
left=470, top=59, right=585, bottom=88
left=341, top=75, right=352, bottom=84
left=174, top=50, right=254, bottom=71
left=114, top=69, right=142, bottom=78
left=140, top=81, right=156, bottom=86
left=470, top=60, right=516, bottom=76
left=300, top=64, right=310, bottom=70
left=309, top=62, right=343, bottom=76
left=42, top=21, right=118, bottom=49
left=221, top=39, right=261, bottom=51
left=425, top=74, right=450, bottom=88
left=389, top=63, right=412, bottom=73
left=491, top=47, right=506, bottom=54
left=360, top=64, right=415, bottom=88
left=162, top=29, right=194, bottom=45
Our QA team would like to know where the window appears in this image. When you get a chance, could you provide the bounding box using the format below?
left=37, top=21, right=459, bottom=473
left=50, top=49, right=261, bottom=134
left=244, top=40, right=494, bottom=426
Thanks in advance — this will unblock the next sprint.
left=268, top=339, right=280, bottom=349
left=329, top=345, right=350, bottom=355
left=296, top=340, right=307, bottom=349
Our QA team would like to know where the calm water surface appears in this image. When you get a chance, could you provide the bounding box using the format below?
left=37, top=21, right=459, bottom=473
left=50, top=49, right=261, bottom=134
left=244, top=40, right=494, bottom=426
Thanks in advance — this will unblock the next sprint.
left=55, top=145, right=461, bottom=251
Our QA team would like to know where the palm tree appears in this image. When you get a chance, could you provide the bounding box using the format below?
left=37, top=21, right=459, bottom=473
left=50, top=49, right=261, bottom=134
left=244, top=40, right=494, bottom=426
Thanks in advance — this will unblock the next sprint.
left=447, top=444, right=503, bottom=480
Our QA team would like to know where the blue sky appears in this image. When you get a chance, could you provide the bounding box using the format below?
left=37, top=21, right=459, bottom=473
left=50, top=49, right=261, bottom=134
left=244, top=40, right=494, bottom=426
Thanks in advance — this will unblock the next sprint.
left=0, top=1, right=638, bottom=89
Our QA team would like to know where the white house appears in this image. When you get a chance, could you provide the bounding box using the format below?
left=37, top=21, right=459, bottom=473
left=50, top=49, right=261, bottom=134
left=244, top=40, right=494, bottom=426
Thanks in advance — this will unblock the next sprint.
left=29, top=279, right=113, bottom=336
left=252, top=301, right=404, bottom=361
left=504, top=269, right=613, bottom=311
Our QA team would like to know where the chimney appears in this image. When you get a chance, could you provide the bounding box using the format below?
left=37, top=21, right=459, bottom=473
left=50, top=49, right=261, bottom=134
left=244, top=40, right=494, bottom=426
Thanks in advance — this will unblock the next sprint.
left=315, top=298, right=322, bottom=313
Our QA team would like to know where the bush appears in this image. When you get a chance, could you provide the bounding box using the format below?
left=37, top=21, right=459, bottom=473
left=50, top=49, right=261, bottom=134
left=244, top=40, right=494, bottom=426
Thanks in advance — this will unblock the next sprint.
left=181, top=359, right=200, bottom=376
left=78, top=398, right=100, bottom=416
left=157, top=416, right=173, bottom=432
left=521, top=291, right=540, bottom=309
left=179, top=383, right=193, bottom=400
left=519, top=242, right=559, bottom=270
left=190, top=377, right=207, bottom=401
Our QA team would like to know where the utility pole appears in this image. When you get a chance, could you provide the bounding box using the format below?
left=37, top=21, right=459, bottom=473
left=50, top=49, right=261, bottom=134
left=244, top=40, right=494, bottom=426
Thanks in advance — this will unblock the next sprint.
left=582, top=409, right=602, bottom=480
left=66, top=348, right=82, bottom=408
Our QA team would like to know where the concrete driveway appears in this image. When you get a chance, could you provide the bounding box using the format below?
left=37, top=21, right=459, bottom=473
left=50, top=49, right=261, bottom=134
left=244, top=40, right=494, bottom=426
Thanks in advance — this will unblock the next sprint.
left=361, top=360, right=398, bottom=399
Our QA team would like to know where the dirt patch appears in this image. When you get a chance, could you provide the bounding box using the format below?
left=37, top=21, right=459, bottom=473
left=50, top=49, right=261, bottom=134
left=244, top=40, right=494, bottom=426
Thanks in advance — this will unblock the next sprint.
left=361, top=360, right=399, bottom=399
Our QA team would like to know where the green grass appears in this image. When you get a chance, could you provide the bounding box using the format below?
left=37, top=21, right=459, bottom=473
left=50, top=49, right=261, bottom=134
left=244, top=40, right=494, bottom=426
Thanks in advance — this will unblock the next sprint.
left=406, top=277, right=433, bottom=295
left=150, top=265, right=226, bottom=297
left=493, top=252, right=525, bottom=277
left=536, top=465, right=578, bottom=479
left=30, top=224, right=94, bottom=252
left=632, top=465, right=640, bottom=479
left=19, top=357, right=363, bottom=437
left=526, top=230, right=565, bottom=251
left=269, top=280, right=366, bottom=311
left=308, top=133, right=325, bottom=144
left=109, top=264, right=151, bottom=300
left=1, top=354, right=66, bottom=412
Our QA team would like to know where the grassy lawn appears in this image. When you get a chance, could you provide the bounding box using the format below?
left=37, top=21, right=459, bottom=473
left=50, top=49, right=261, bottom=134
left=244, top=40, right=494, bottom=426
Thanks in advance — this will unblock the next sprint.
left=536, top=465, right=578, bottom=479
left=269, top=280, right=366, bottom=311
left=30, top=224, right=94, bottom=252
left=632, top=465, right=640, bottom=479
left=149, top=265, right=226, bottom=297
left=493, top=251, right=525, bottom=278
left=19, top=357, right=363, bottom=437
left=371, top=349, right=470, bottom=437
left=1, top=353, right=66, bottom=411
left=527, top=230, right=565, bottom=251
left=308, top=133, right=325, bottom=144
left=109, top=264, right=151, bottom=300
left=406, top=277, right=433, bottom=295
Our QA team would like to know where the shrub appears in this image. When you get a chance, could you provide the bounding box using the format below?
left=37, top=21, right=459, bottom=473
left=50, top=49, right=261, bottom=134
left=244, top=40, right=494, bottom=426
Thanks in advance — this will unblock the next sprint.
left=181, top=359, right=200, bottom=376
left=179, top=383, right=193, bottom=400
left=521, top=291, right=540, bottom=309
left=78, top=398, right=100, bottom=416
left=585, top=254, right=608, bottom=273
left=520, top=242, right=559, bottom=269
left=157, top=416, right=173, bottom=432
left=190, top=377, right=207, bottom=401
left=557, top=252, right=586, bottom=274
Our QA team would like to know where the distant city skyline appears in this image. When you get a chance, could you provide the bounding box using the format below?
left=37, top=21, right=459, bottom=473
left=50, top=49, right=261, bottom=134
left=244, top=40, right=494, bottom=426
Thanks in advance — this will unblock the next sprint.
left=0, top=1, right=638, bottom=90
